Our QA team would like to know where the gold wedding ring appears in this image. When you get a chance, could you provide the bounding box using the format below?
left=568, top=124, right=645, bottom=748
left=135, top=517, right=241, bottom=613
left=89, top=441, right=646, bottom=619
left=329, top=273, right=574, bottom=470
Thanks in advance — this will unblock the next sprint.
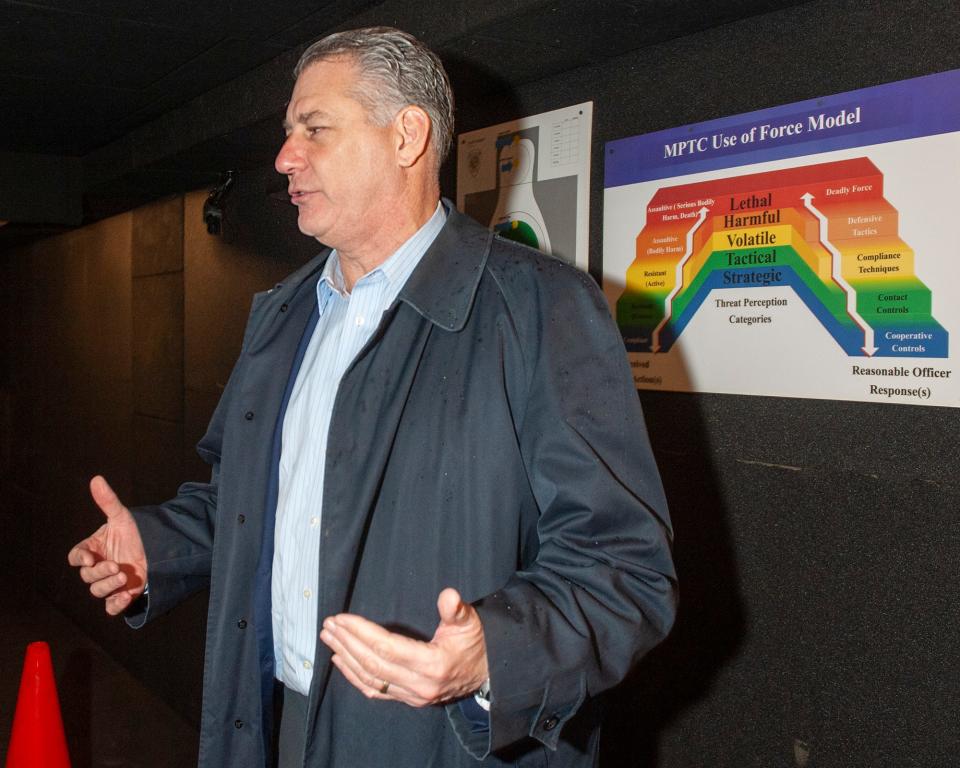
left=379, top=680, right=390, bottom=695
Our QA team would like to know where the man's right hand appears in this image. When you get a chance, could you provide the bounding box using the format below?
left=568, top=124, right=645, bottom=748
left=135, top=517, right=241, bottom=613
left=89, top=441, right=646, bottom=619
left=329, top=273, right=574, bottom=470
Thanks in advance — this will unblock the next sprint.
left=67, top=475, right=148, bottom=616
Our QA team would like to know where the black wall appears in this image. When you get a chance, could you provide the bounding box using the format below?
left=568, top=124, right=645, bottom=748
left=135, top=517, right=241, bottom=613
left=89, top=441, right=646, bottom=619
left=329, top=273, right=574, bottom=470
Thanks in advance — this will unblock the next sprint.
left=448, top=1, right=960, bottom=766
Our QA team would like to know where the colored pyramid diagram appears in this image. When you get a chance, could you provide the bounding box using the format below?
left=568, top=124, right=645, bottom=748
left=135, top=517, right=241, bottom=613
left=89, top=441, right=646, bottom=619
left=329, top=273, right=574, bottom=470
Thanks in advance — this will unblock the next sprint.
left=617, top=157, right=948, bottom=357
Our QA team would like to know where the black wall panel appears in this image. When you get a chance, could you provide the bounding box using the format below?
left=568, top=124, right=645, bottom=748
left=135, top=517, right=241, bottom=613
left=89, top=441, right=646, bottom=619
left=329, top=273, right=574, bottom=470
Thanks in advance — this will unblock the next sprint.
left=444, top=1, right=960, bottom=766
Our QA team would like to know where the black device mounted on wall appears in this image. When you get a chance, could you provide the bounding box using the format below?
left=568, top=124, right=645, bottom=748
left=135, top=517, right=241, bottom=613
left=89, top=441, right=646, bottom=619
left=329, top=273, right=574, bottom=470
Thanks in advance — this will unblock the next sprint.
left=203, top=171, right=237, bottom=235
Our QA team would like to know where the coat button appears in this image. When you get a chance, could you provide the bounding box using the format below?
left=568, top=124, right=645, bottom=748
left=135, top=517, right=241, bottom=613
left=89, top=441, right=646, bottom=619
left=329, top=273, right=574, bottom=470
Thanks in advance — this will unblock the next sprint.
left=234, top=719, right=244, bottom=729
left=244, top=411, right=254, bottom=421
left=237, top=619, right=247, bottom=629
left=237, top=514, right=245, bottom=524
left=280, top=303, right=288, bottom=313
left=542, top=716, right=559, bottom=731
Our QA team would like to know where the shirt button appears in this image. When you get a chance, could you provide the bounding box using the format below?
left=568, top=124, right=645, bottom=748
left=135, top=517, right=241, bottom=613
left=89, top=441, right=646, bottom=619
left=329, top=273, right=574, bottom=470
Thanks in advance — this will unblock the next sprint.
left=237, top=619, right=247, bottom=629
left=303, top=589, right=312, bottom=599
left=244, top=411, right=254, bottom=421
left=303, top=660, right=312, bottom=670
left=542, top=716, right=559, bottom=731
left=355, top=315, right=364, bottom=326
left=280, top=303, right=288, bottom=313
left=309, top=516, right=320, bottom=527
left=237, top=514, right=245, bottom=524
left=234, top=719, right=244, bottom=729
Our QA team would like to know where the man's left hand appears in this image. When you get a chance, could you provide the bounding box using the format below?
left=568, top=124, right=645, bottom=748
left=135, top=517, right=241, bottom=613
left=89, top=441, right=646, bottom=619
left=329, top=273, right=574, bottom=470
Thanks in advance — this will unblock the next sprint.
left=320, top=587, right=489, bottom=707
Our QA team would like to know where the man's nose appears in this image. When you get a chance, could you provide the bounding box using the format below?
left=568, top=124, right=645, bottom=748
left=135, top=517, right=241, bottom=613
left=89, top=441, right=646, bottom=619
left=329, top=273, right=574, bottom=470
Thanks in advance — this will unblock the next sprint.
left=275, top=135, right=304, bottom=175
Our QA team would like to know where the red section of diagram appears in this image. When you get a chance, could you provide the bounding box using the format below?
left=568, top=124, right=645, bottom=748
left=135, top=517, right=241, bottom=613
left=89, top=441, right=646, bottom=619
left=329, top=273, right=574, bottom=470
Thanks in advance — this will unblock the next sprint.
left=645, top=157, right=884, bottom=226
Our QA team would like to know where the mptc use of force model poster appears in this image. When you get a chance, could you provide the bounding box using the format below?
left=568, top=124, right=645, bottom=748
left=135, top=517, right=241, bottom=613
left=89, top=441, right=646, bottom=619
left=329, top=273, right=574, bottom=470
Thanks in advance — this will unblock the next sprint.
left=603, top=70, right=960, bottom=407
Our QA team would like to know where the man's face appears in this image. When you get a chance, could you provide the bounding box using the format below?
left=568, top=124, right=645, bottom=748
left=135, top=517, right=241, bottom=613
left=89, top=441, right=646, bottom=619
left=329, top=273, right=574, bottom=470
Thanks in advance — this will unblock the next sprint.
left=276, top=57, right=398, bottom=249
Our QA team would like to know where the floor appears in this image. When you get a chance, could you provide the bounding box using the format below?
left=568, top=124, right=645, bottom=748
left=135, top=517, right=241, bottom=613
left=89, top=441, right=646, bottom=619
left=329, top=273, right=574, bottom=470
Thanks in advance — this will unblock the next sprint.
left=0, top=599, right=199, bottom=767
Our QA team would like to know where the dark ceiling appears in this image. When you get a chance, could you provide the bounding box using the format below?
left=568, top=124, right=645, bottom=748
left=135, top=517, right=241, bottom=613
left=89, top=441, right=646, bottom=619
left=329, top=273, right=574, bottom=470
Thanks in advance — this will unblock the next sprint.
left=0, top=0, right=808, bottom=248
left=0, top=0, right=383, bottom=156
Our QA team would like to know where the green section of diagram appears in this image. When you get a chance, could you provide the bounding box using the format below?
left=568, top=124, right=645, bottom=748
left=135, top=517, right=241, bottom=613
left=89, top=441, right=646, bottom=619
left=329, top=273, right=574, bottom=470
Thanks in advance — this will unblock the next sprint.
left=498, top=220, right=541, bottom=250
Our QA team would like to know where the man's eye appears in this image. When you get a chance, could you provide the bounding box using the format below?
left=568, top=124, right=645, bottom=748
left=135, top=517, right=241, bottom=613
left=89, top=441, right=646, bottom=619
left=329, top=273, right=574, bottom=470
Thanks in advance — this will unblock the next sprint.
left=308, top=126, right=327, bottom=136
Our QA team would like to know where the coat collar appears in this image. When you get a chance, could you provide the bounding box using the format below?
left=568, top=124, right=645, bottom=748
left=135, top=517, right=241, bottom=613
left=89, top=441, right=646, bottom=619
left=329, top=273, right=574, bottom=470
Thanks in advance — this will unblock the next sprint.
left=267, top=247, right=331, bottom=305
left=242, top=248, right=329, bottom=356
left=397, top=201, right=493, bottom=332
left=254, top=200, right=491, bottom=336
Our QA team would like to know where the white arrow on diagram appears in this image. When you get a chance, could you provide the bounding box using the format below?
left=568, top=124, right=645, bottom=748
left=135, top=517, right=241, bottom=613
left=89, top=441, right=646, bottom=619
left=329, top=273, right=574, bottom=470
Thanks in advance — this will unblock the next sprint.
left=801, top=192, right=877, bottom=356
left=652, top=206, right=709, bottom=353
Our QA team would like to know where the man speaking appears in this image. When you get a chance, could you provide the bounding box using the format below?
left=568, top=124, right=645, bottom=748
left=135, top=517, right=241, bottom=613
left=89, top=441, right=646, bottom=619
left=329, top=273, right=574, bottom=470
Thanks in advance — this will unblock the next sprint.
left=68, top=26, right=677, bottom=768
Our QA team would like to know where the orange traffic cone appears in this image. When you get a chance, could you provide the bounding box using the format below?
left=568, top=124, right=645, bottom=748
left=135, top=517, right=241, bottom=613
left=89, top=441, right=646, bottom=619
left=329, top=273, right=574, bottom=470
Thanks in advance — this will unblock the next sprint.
left=5, top=641, right=71, bottom=767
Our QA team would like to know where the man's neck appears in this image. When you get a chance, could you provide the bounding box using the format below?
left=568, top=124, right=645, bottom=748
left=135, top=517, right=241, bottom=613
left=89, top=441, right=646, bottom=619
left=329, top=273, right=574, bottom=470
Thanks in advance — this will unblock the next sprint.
left=335, top=185, right=441, bottom=291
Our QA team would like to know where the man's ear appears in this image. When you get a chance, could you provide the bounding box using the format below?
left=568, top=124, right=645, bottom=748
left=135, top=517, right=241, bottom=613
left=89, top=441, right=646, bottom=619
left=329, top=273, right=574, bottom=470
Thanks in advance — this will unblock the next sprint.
left=394, top=105, right=432, bottom=167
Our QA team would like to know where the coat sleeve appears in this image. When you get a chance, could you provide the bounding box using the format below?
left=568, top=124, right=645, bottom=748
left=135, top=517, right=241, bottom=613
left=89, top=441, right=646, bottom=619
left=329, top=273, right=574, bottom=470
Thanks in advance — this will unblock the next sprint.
left=124, top=477, right=219, bottom=629
left=463, top=255, right=678, bottom=757
left=124, top=359, right=237, bottom=629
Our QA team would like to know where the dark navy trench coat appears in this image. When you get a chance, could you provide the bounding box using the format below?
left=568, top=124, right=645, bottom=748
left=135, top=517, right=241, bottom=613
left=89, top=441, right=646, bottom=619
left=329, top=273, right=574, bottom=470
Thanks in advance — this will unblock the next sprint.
left=127, top=206, right=677, bottom=767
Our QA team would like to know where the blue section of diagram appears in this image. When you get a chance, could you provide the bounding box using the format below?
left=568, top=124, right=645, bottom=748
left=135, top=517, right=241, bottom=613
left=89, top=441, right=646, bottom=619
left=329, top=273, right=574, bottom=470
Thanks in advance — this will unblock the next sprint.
left=629, top=267, right=864, bottom=355
left=873, top=328, right=949, bottom=358
left=627, top=264, right=950, bottom=357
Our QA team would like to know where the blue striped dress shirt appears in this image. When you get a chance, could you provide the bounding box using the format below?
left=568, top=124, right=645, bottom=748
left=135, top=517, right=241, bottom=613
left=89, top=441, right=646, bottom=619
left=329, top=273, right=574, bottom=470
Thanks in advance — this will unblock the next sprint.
left=272, top=201, right=447, bottom=694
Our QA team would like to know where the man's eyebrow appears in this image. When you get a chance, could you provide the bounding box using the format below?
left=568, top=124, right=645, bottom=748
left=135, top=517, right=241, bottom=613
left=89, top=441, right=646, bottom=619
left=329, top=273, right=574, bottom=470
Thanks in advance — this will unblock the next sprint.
left=283, top=110, right=333, bottom=131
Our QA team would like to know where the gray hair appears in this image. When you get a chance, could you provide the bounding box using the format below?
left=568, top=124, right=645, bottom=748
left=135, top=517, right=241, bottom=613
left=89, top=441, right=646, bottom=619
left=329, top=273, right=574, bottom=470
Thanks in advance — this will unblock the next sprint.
left=294, top=27, right=455, bottom=165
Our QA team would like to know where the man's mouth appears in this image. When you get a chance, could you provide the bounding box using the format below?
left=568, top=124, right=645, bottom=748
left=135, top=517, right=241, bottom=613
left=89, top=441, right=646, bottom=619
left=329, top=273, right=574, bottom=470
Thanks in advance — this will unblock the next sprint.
left=289, top=190, right=316, bottom=205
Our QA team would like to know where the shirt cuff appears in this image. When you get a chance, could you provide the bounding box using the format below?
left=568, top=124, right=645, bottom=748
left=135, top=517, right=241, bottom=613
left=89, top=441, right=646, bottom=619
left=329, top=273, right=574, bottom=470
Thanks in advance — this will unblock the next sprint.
left=457, top=695, right=490, bottom=733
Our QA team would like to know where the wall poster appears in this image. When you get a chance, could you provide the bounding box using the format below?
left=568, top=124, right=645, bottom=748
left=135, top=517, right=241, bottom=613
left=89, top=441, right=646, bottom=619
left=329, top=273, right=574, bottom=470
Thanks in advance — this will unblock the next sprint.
left=457, top=102, right=592, bottom=271
left=603, top=70, right=960, bottom=407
